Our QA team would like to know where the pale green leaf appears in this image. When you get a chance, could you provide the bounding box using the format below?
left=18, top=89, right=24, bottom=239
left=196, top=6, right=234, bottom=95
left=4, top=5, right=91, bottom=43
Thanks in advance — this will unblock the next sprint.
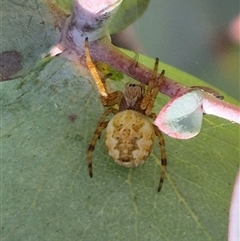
left=1, top=53, right=239, bottom=241
left=109, top=0, right=151, bottom=34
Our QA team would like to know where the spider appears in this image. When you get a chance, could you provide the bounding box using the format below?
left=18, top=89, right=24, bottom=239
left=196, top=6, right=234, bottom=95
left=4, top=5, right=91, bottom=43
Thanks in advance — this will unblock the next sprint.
left=85, top=38, right=167, bottom=192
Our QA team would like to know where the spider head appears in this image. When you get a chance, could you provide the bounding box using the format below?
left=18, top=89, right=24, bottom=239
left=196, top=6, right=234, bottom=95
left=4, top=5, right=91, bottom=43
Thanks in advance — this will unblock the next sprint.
left=119, top=83, right=144, bottom=111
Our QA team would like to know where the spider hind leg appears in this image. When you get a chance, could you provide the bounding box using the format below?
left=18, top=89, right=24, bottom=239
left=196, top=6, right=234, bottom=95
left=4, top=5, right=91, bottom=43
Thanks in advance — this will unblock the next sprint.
left=87, top=108, right=117, bottom=177
left=153, top=125, right=167, bottom=192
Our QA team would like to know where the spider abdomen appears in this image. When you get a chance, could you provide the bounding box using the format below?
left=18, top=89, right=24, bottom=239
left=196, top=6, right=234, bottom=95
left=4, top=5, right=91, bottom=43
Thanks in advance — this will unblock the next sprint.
left=105, top=110, right=154, bottom=168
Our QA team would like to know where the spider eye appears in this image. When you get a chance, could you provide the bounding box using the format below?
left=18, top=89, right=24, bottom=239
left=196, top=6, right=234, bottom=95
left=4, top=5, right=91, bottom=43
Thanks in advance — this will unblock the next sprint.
left=129, top=84, right=136, bottom=87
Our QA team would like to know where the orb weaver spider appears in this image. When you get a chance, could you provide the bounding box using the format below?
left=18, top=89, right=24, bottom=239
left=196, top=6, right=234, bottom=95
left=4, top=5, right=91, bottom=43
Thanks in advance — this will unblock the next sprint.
left=85, top=38, right=167, bottom=192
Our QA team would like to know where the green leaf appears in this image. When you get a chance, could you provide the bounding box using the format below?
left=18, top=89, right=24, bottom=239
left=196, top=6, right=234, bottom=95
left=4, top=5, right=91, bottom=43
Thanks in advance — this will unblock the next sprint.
left=109, top=0, right=151, bottom=34
left=1, top=53, right=239, bottom=241
left=1, top=1, right=239, bottom=241
left=51, top=0, right=73, bottom=14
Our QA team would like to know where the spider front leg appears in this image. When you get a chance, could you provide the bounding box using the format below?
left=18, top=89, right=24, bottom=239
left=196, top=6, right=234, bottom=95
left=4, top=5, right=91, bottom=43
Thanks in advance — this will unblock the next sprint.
left=85, top=37, right=108, bottom=98
left=100, top=90, right=123, bottom=107
left=153, top=125, right=167, bottom=192
left=85, top=37, right=123, bottom=107
left=87, top=107, right=118, bottom=177
left=141, top=58, right=165, bottom=115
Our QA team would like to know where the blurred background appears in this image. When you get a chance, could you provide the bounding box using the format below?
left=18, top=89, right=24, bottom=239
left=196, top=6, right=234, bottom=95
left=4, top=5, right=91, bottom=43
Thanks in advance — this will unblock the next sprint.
left=113, top=0, right=240, bottom=100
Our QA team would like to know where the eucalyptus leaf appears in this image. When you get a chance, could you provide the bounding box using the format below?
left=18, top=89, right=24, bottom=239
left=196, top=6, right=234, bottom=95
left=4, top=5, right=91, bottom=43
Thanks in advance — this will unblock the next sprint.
left=109, top=0, right=151, bottom=34
left=1, top=54, right=239, bottom=241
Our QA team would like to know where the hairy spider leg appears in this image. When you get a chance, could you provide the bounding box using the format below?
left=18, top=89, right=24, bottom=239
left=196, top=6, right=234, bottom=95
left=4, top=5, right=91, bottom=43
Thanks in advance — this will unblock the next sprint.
left=85, top=37, right=108, bottom=98
left=100, top=90, right=123, bottom=107
left=87, top=107, right=118, bottom=177
left=140, top=58, right=159, bottom=113
left=141, top=58, right=165, bottom=115
left=153, top=125, right=167, bottom=192
left=146, top=58, right=160, bottom=94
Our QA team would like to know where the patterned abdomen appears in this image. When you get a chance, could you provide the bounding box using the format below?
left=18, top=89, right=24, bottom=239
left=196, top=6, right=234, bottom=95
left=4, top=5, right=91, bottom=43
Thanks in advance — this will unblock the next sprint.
left=105, top=110, right=154, bottom=167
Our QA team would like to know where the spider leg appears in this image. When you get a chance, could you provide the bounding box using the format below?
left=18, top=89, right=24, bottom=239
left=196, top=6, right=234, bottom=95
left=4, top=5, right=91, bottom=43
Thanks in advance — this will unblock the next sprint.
left=100, top=90, right=123, bottom=107
left=140, top=58, right=159, bottom=111
left=145, top=57, right=160, bottom=95
left=85, top=37, right=108, bottom=98
left=153, top=125, right=167, bottom=192
left=85, top=37, right=124, bottom=108
left=141, top=58, right=165, bottom=115
left=87, top=107, right=118, bottom=177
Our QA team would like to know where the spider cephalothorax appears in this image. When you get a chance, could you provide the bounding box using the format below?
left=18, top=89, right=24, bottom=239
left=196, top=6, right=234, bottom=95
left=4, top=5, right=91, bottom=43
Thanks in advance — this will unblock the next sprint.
left=85, top=38, right=167, bottom=192
left=119, top=83, right=144, bottom=112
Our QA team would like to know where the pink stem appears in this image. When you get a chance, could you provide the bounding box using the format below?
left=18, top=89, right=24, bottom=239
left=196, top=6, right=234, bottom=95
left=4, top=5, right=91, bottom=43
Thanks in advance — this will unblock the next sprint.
left=202, top=92, right=240, bottom=123
left=90, top=40, right=187, bottom=98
